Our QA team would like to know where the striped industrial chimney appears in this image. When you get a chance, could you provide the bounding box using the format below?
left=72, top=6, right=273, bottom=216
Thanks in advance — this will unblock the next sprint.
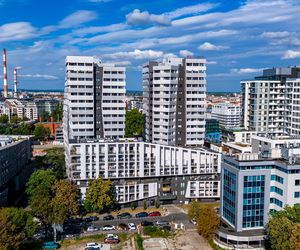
left=3, top=49, right=8, bottom=98
left=13, top=67, right=18, bottom=98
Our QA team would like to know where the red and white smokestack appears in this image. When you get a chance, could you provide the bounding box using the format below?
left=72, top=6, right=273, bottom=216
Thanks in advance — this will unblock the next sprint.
left=13, top=67, right=17, bottom=97
left=3, top=49, right=8, bottom=98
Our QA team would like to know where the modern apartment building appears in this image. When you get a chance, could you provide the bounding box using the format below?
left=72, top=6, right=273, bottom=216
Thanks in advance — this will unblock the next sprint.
left=241, top=67, right=300, bottom=137
left=143, top=57, right=206, bottom=147
left=216, top=141, right=300, bottom=249
left=63, top=56, right=126, bottom=141
left=0, top=136, right=32, bottom=205
left=65, top=138, right=221, bottom=205
left=211, top=103, right=240, bottom=128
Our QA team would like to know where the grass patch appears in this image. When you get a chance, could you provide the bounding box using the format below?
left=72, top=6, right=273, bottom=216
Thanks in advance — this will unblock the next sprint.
left=180, top=202, right=220, bottom=213
left=60, top=233, right=130, bottom=248
left=60, top=233, right=106, bottom=247
left=134, top=233, right=144, bottom=250
left=143, top=226, right=172, bottom=238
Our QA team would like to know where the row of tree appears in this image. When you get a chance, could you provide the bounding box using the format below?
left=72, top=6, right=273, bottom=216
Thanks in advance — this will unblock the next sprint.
left=0, top=114, right=51, bottom=140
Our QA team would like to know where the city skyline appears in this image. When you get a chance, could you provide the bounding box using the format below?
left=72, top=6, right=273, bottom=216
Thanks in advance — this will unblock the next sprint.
left=1, top=0, right=300, bottom=91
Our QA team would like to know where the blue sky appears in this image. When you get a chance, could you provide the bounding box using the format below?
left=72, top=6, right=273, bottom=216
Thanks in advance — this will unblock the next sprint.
left=1, top=0, right=300, bottom=91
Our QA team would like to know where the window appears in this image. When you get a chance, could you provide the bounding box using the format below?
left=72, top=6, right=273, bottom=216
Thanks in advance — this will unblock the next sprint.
left=295, top=192, right=300, bottom=198
left=271, top=175, right=284, bottom=184
left=270, top=198, right=283, bottom=207
left=295, top=180, right=300, bottom=186
left=270, top=186, right=283, bottom=196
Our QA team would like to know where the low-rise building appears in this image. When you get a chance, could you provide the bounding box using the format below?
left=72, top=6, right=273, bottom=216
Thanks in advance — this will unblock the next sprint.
left=0, top=136, right=32, bottom=205
left=221, top=128, right=257, bottom=144
left=66, top=138, right=221, bottom=206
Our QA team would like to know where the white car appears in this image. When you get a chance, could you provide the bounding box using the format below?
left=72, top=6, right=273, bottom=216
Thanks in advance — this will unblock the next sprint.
left=128, top=223, right=136, bottom=231
left=102, top=225, right=116, bottom=231
left=86, top=242, right=100, bottom=248
left=87, top=226, right=99, bottom=232
left=105, top=234, right=119, bottom=240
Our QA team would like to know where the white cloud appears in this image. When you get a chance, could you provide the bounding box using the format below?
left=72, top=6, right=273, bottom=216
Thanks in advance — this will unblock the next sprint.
left=19, top=74, right=59, bottom=79
left=206, top=60, right=217, bottom=65
left=179, top=50, right=194, bottom=57
left=282, top=50, right=300, bottom=59
left=103, top=49, right=173, bottom=60
left=59, top=10, right=98, bottom=28
left=107, top=61, right=132, bottom=66
left=261, top=31, right=291, bottom=38
left=167, top=3, right=217, bottom=19
left=0, top=22, right=36, bottom=42
left=198, top=42, right=228, bottom=51
left=126, top=9, right=171, bottom=26
left=231, top=68, right=264, bottom=74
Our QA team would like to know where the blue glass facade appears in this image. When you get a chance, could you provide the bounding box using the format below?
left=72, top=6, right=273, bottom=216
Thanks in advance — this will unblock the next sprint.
left=223, top=169, right=237, bottom=226
left=242, top=175, right=265, bottom=228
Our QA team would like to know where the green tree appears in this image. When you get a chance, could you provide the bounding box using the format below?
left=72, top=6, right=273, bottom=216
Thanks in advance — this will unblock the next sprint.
left=43, top=148, right=66, bottom=179
left=187, top=200, right=201, bottom=220
left=12, top=122, right=32, bottom=135
left=40, top=111, right=50, bottom=122
left=188, top=202, right=220, bottom=240
left=84, top=177, right=115, bottom=213
left=0, top=208, right=36, bottom=250
left=0, top=210, right=23, bottom=250
left=143, top=200, right=148, bottom=210
left=266, top=204, right=300, bottom=250
left=196, top=205, right=220, bottom=240
left=125, top=109, right=144, bottom=137
left=33, top=124, right=50, bottom=141
left=51, top=103, right=63, bottom=122
left=26, top=169, right=56, bottom=197
left=26, top=170, right=56, bottom=227
left=0, top=114, right=9, bottom=123
left=51, top=180, right=79, bottom=224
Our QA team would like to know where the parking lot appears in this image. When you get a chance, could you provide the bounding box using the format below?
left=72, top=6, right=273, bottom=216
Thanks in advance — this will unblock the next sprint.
left=62, top=205, right=194, bottom=238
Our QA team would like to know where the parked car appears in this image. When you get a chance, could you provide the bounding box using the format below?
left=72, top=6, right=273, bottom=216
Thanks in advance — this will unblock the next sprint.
left=105, top=234, right=118, bottom=240
left=42, top=241, right=59, bottom=249
left=104, top=234, right=120, bottom=244
left=103, top=215, right=114, bottom=221
left=117, top=223, right=129, bottom=231
left=85, top=216, right=98, bottom=222
left=141, top=220, right=154, bottom=227
left=86, top=242, right=101, bottom=249
left=128, top=223, right=136, bottom=231
left=117, top=212, right=132, bottom=219
left=149, top=211, right=161, bottom=217
left=104, top=237, right=120, bottom=244
left=155, top=220, right=169, bottom=227
left=87, top=226, right=99, bottom=232
left=135, top=212, right=148, bottom=218
left=102, top=225, right=115, bottom=231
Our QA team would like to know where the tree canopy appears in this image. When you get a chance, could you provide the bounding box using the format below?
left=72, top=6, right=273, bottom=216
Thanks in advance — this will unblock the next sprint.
left=33, top=124, right=50, bottom=141
left=125, top=109, right=144, bottom=137
left=0, top=207, right=36, bottom=250
left=43, top=148, right=66, bottom=179
left=188, top=202, right=220, bottom=240
left=84, top=177, right=115, bottom=213
left=26, top=170, right=79, bottom=228
left=266, top=204, right=300, bottom=250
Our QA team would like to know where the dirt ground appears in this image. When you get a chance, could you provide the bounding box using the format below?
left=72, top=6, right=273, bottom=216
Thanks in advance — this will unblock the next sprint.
left=143, top=229, right=212, bottom=250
